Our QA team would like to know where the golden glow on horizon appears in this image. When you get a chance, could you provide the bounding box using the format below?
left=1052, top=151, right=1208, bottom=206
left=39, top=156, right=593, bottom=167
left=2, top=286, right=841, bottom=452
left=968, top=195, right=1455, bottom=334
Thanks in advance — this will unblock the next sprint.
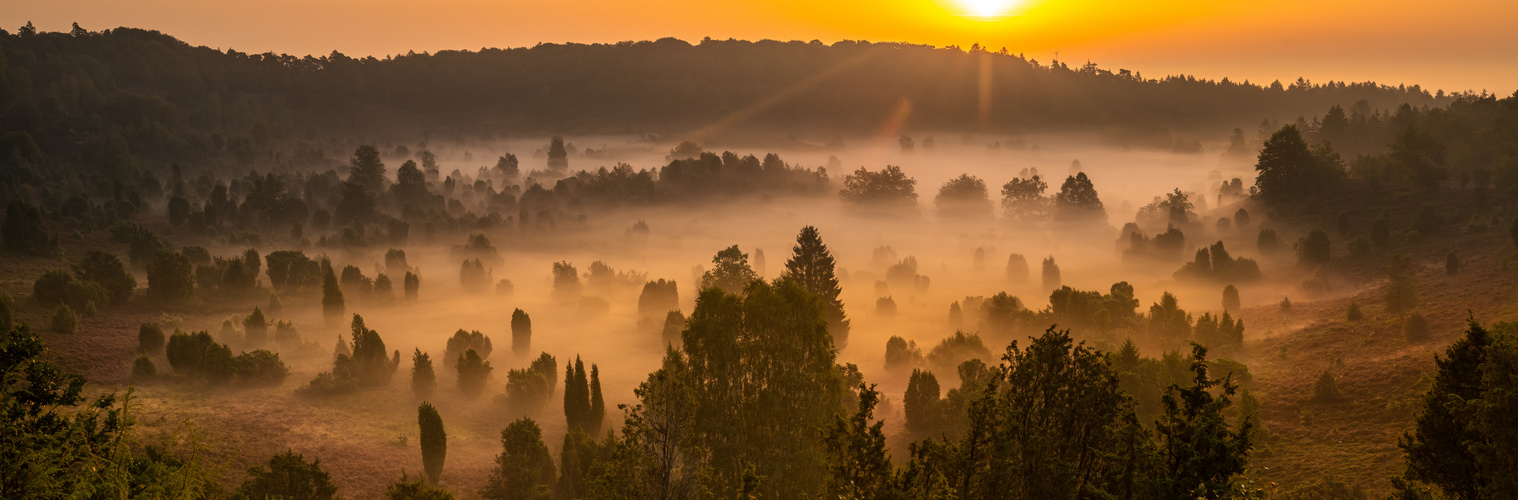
left=4, top=0, right=1517, bottom=92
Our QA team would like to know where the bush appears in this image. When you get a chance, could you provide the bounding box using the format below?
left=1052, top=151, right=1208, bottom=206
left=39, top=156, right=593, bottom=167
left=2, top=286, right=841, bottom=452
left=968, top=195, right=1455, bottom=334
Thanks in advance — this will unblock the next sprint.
left=147, top=250, right=195, bottom=302
left=412, top=349, right=436, bottom=399
left=1298, top=228, right=1331, bottom=267
left=661, top=310, right=686, bottom=346
left=1234, top=208, right=1251, bottom=227
left=130, top=355, right=156, bottom=382
left=2, top=200, right=56, bottom=256
left=1446, top=253, right=1461, bottom=275
left=138, top=323, right=165, bottom=355
left=445, top=329, right=493, bottom=367
left=1280, top=297, right=1292, bottom=311
left=456, top=349, right=493, bottom=398
left=75, top=250, right=137, bottom=305
left=925, top=331, right=992, bottom=374
left=1257, top=228, right=1279, bottom=252
left=244, top=307, right=268, bottom=348
left=884, top=336, right=924, bottom=372
left=1347, top=302, right=1363, bottom=321
left=875, top=296, right=897, bottom=316
left=502, top=368, right=550, bottom=414
left=1404, top=312, right=1430, bottom=342
left=33, top=270, right=108, bottom=311
left=460, top=258, right=492, bottom=294
left=1222, top=284, right=1241, bottom=312
left=418, top=403, right=447, bottom=486
left=511, top=309, right=532, bottom=357
left=234, top=451, right=339, bottom=500
left=405, top=271, right=420, bottom=300
left=1005, top=253, right=1029, bottom=283
left=51, top=304, right=78, bottom=333
left=386, top=473, right=455, bottom=499
left=167, top=330, right=218, bottom=375
left=1312, top=370, right=1341, bottom=402
left=232, top=350, right=289, bottom=386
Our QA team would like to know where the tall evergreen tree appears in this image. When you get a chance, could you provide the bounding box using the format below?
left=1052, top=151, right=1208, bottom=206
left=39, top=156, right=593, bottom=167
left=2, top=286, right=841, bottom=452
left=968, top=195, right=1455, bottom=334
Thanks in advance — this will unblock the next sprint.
left=322, top=264, right=344, bottom=327
left=1153, top=344, right=1252, bottom=498
left=418, top=402, right=447, bottom=485
left=511, top=309, right=532, bottom=357
left=783, top=226, right=851, bottom=348
left=589, top=365, right=605, bottom=436
left=1399, top=319, right=1493, bottom=499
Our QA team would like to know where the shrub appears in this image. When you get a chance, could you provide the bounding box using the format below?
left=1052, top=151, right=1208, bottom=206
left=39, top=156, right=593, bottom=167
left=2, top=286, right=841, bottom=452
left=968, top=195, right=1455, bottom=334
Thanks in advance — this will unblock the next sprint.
left=1280, top=297, right=1292, bottom=311
left=244, top=307, right=268, bottom=348
left=530, top=352, right=559, bottom=395
left=385, top=473, right=455, bottom=499
left=167, top=330, right=218, bottom=375
left=875, top=296, right=897, bottom=316
left=75, top=250, right=137, bottom=305
left=1298, top=228, right=1332, bottom=267
left=495, top=279, right=514, bottom=296
left=418, top=402, right=447, bottom=485
left=1258, top=228, right=1279, bottom=252
left=1347, top=302, right=1363, bottom=321
left=234, top=451, right=339, bottom=500
left=33, top=270, right=108, bottom=311
left=232, top=350, right=289, bottom=386
left=925, top=331, right=992, bottom=374
left=884, top=336, right=924, bottom=372
left=147, top=250, right=195, bottom=302
left=1234, top=208, right=1251, bottom=227
left=480, top=418, right=556, bottom=499
left=131, top=355, right=156, bottom=382
left=404, top=271, right=420, bottom=301
left=1005, top=253, right=1029, bottom=283
left=2, top=200, right=56, bottom=256
left=460, top=258, right=492, bottom=294
left=637, top=279, right=679, bottom=320
left=511, top=309, right=532, bottom=357
left=412, top=349, right=436, bottom=400
left=138, top=323, right=165, bottom=355
left=1312, top=370, right=1341, bottom=402
left=51, top=304, right=78, bottom=333
left=457, top=349, right=493, bottom=398
left=1222, top=285, right=1241, bottom=312
left=1404, top=312, right=1430, bottom=342
left=444, top=329, right=493, bottom=367
left=1041, top=256, right=1061, bottom=291
left=502, top=368, right=550, bottom=414
left=1446, top=253, right=1461, bottom=275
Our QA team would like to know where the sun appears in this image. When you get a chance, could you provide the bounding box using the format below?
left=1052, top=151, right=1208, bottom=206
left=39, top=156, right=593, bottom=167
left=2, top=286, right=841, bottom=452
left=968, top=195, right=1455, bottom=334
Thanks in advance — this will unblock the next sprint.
left=948, top=0, right=1026, bottom=19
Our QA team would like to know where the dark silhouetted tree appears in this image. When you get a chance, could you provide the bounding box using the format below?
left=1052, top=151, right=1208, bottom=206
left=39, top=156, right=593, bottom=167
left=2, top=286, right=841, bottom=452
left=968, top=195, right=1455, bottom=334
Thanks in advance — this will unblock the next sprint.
left=1054, top=172, right=1106, bottom=223
left=699, top=245, right=759, bottom=294
left=412, top=349, right=436, bottom=399
left=419, top=402, right=447, bottom=485
left=481, top=418, right=557, bottom=500
left=512, top=309, right=532, bottom=357
left=783, top=226, right=850, bottom=347
left=235, top=451, right=339, bottom=500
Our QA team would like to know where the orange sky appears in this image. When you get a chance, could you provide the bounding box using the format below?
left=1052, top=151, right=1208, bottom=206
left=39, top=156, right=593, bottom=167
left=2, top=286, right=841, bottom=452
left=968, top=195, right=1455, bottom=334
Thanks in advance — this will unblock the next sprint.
left=7, top=0, right=1517, bottom=93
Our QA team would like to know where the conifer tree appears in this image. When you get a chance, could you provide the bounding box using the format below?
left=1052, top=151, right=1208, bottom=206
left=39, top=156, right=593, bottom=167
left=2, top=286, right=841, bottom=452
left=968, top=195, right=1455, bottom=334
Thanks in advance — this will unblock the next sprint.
left=511, top=309, right=532, bottom=357
left=412, top=349, right=436, bottom=399
left=783, top=226, right=851, bottom=348
left=418, top=402, right=447, bottom=485
left=589, top=364, right=605, bottom=435
left=322, top=265, right=344, bottom=327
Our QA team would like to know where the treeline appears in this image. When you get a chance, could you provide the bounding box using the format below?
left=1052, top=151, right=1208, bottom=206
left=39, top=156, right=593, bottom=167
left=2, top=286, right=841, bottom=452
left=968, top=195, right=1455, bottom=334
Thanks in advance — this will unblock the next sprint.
left=0, top=24, right=1449, bottom=186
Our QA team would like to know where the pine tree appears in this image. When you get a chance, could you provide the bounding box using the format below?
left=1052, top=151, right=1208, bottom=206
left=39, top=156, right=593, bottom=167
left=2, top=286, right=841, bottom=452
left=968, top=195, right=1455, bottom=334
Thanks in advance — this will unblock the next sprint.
left=1399, top=319, right=1494, bottom=498
left=481, top=418, right=556, bottom=499
left=418, top=402, right=447, bottom=485
left=783, top=226, right=851, bottom=348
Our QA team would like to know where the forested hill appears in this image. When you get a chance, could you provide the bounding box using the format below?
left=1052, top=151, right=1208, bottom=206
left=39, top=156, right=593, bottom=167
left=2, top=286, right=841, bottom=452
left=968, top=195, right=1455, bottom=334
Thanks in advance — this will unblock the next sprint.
left=2, top=24, right=1451, bottom=145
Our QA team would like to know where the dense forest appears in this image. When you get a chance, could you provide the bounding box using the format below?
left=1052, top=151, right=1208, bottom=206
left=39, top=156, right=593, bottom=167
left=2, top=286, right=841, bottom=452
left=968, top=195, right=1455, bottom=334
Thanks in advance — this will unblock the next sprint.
left=3, top=20, right=1518, bottom=500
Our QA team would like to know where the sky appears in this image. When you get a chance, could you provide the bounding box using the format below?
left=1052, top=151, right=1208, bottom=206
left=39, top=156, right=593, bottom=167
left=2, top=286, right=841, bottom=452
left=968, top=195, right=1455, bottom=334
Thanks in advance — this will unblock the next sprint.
left=7, top=0, right=1518, bottom=94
